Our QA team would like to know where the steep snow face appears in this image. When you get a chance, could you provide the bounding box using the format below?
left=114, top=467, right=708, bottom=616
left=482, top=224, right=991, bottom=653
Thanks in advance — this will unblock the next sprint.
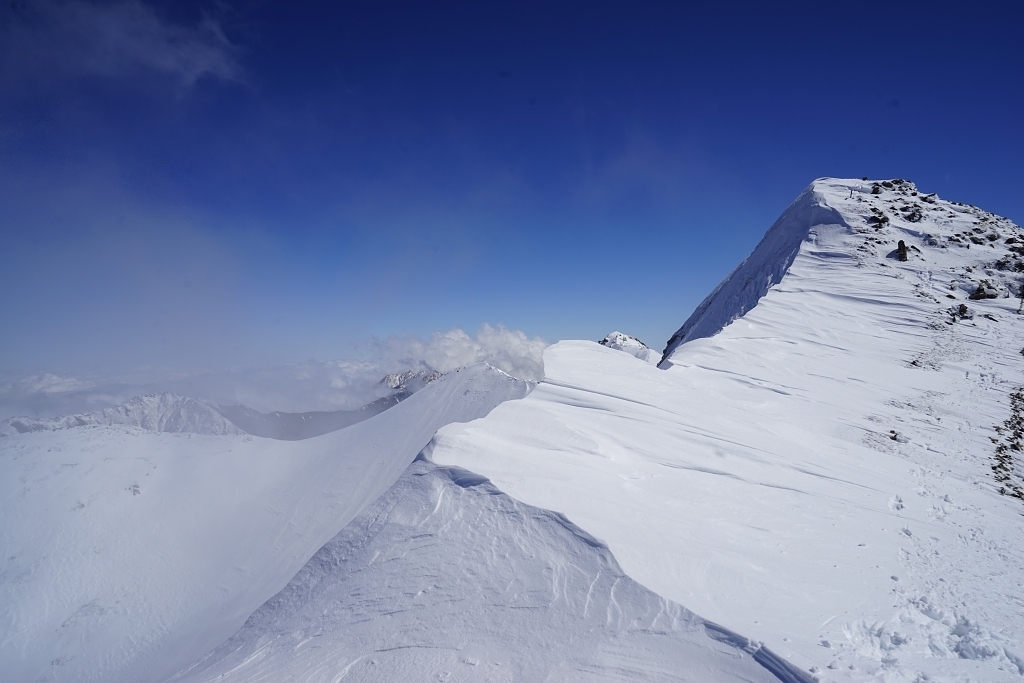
left=0, top=364, right=531, bottom=683
left=663, top=178, right=1024, bottom=361
left=433, top=180, right=1024, bottom=681
left=599, top=331, right=658, bottom=363
left=0, top=393, right=243, bottom=437
left=662, top=183, right=850, bottom=358
left=172, top=456, right=810, bottom=683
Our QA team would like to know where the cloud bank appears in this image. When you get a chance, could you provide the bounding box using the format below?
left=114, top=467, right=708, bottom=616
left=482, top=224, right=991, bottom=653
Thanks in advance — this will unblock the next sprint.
left=0, top=325, right=548, bottom=420
left=374, top=324, right=548, bottom=382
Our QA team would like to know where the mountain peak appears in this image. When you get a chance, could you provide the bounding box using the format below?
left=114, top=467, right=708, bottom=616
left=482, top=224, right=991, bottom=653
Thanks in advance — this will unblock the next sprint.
left=662, top=177, right=1023, bottom=363
left=599, top=331, right=657, bottom=363
left=380, top=369, right=443, bottom=392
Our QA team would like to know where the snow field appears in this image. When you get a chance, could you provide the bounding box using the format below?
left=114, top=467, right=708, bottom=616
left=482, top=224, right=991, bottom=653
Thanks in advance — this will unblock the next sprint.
left=0, top=364, right=530, bottom=683
left=4, top=177, right=1023, bottom=683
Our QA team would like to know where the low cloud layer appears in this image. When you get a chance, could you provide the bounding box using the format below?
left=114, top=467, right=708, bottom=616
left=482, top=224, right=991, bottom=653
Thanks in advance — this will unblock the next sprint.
left=0, top=325, right=548, bottom=420
left=374, top=324, right=548, bottom=382
left=2, top=0, right=242, bottom=87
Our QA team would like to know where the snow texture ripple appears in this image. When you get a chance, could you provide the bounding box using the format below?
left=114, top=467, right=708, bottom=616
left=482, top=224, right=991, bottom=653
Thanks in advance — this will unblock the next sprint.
left=170, top=454, right=812, bottom=683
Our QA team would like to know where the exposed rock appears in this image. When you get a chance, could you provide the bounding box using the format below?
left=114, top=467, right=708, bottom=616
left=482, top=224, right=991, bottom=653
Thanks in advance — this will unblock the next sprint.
left=599, top=331, right=657, bottom=363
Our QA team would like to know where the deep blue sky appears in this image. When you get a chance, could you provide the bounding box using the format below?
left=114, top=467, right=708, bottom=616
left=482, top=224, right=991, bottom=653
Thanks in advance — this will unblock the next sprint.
left=1, top=0, right=1022, bottom=373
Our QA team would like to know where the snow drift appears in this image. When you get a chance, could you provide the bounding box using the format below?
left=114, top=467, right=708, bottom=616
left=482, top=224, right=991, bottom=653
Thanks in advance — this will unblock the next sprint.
left=0, top=364, right=530, bottom=683
left=172, top=455, right=812, bottom=683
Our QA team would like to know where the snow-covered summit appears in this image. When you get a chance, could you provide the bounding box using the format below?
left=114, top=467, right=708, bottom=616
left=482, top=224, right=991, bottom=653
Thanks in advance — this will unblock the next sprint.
left=0, top=393, right=242, bottom=437
left=662, top=177, right=1024, bottom=362
left=599, top=331, right=658, bottom=363
left=432, top=179, right=1024, bottom=681
left=6, top=178, right=1024, bottom=683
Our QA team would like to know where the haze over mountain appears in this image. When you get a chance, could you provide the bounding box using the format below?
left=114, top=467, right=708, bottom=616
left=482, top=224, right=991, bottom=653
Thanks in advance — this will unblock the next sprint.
left=3, top=178, right=1022, bottom=683
left=2, top=2, right=1021, bottom=375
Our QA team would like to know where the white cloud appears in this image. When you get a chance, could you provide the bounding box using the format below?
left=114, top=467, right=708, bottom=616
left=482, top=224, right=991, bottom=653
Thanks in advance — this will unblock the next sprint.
left=17, top=372, right=94, bottom=394
left=375, top=324, right=548, bottom=381
left=0, top=325, right=548, bottom=420
left=2, top=0, right=242, bottom=87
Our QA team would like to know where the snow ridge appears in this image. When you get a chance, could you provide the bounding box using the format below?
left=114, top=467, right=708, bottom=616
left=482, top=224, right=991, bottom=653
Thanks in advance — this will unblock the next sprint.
left=0, top=368, right=446, bottom=441
left=171, top=454, right=811, bottom=683
left=661, top=182, right=849, bottom=363
left=431, top=178, right=1024, bottom=681
left=0, top=393, right=242, bottom=437
left=0, top=363, right=532, bottom=683
left=381, top=369, right=443, bottom=391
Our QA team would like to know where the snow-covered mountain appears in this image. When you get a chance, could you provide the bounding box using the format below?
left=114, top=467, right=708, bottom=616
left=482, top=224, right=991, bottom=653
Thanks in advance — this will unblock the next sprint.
left=381, top=368, right=443, bottom=391
left=0, top=393, right=243, bottom=437
left=0, top=369, right=443, bottom=441
left=662, top=178, right=1023, bottom=358
left=599, top=330, right=658, bottom=363
left=4, top=178, right=1023, bottom=683
left=430, top=179, right=1024, bottom=681
left=171, top=455, right=811, bottom=683
left=0, top=364, right=531, bottom=683
left=213, top=370, right=444, bottom=440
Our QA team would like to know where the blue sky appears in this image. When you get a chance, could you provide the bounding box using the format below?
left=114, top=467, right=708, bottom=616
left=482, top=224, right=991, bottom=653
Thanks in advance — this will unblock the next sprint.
left=1, top=0, right=1022, bottom=374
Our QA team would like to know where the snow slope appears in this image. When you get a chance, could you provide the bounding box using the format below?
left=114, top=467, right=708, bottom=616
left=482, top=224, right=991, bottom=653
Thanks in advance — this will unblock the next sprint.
left=432, top=179, right=1024, bottom=682
left=0, top=393, right=243, bottom=437
left=172, top=455, right=811, bottom=683
left=0, top=364, right=530, bottom=683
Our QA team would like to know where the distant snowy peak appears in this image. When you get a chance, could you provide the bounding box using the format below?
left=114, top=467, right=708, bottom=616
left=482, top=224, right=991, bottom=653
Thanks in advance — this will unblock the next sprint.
left=662, top=177, right=1024, bottom=364
left=0, top=367, right=485, bottom=440
left=599, top=331, right=658, bottom=363
left=0, top=393, right=243, bottom=437
left=380, top=369, right=442, bottom=392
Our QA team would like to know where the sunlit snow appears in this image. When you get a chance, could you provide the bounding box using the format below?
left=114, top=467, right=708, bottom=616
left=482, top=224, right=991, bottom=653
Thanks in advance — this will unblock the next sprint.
left=3, top=178, right=1023, bottom=683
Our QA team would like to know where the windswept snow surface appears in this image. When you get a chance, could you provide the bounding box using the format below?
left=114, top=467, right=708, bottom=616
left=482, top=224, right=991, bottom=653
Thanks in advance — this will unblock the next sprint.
left=172, top=456, right=810, bottom=683
left=0, top=364, right=530, bottom=683
left=434, top=179, right=1024, bottom=682
left=662, top=184, right=849, bottom=356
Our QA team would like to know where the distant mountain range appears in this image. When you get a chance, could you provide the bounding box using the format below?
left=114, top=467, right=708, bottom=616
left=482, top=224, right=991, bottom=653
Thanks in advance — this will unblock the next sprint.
left=0, top=369, right=443, bottom=440
left=5, top=178, right=1024, bottom=683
